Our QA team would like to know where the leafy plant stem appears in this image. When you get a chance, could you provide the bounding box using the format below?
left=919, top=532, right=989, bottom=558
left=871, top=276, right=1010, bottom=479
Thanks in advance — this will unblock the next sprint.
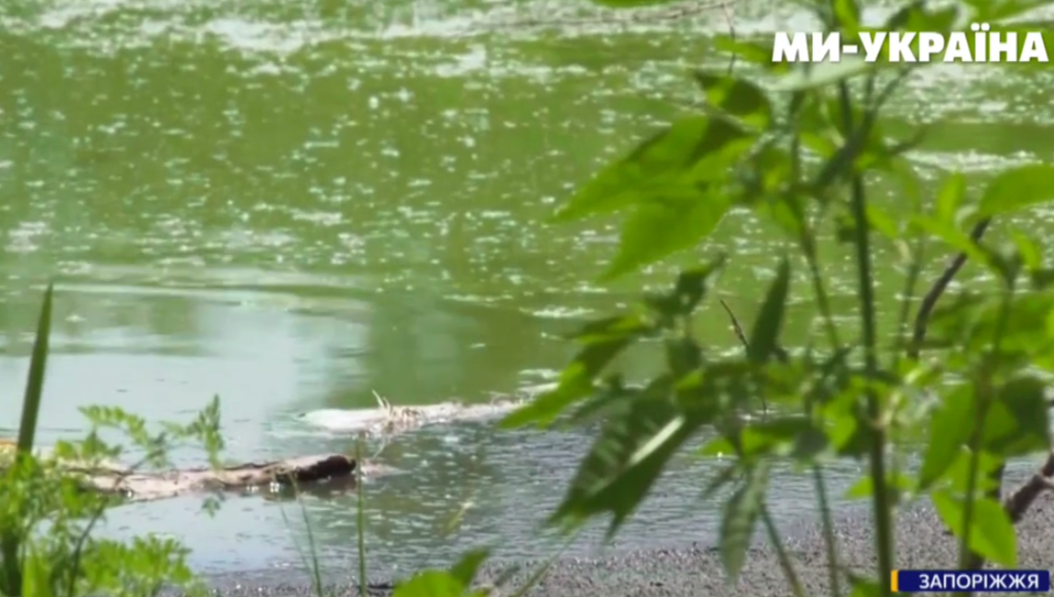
left=957, top=283, right=1014, bottom=583
left=892, top=229, right=927, bottom=370
left=802, top=236, right=842, bottom=349
left=788, top=102, right=842, bottom=350
left=839, top=78, right=893, bottom=595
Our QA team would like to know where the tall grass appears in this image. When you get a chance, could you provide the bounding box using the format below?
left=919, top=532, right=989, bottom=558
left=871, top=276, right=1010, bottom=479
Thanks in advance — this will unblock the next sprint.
left=0, top=282, right=53, bottom=595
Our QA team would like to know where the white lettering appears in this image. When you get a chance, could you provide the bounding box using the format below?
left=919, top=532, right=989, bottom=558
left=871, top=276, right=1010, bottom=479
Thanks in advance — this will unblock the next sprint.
left=859, top=31, right=886, bottom=62
left=777, top=28, right=1047, bottom=64
left=889, top=32, right=917, bottom=61
left=1021, top=32, right=1049, bottom=62
left=973, top=22, right=990, bottom=61
left=989, top=31, right=1017, bottom=62
left=918, top=32, right=945, bottom=61
left=812, top=32, right=841, bottom=62
left=945, top=32, right=972, bottom=62
left=772, top=32, right=810, bottom=62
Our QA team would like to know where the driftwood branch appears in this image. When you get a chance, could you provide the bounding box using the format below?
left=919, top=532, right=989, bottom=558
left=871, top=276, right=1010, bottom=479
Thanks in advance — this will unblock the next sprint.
left=1, top=452, right=395, bottom=503
left=1004, top=450, right=1054, bottom=523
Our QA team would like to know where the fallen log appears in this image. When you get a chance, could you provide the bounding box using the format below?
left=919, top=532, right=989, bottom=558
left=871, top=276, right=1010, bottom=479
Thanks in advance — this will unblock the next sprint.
left=297, top=386, right=554, bottom=435
left=1, top=448, right=399, bottom=503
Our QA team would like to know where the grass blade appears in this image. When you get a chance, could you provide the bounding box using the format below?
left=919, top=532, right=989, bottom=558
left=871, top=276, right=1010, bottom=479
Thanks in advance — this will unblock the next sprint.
left=17, top=282, right=53, bottom=455
left=356, top=435, right=368, bottom=597
left=1, top=282, right=54, bottom=595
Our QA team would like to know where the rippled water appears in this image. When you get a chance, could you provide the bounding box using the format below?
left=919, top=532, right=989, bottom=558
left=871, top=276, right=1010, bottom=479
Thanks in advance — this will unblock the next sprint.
left=1, top=0, right=1053, bottom=576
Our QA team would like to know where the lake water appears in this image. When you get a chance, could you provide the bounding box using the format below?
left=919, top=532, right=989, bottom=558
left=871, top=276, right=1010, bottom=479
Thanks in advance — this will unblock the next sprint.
left=1, top=0, right=1053, bottom=578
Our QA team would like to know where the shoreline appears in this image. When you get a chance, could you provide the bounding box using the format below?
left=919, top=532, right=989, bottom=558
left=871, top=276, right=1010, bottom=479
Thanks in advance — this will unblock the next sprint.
left=184, top=478, right=1054, bottom=597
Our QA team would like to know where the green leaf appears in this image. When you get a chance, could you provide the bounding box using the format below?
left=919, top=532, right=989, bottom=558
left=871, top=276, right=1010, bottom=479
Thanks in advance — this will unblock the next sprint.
left=501, top=338, right=631, bottom=428
left=394, top=570, right=472, bottom=597
left=644, top=254, right=728, bottom=321
left=21, top=547, right=55, bottom=597
left=719, top=463, right=769, bottom=580
left=931, top=491, right=1017, bottom=567
left=449, top=549, right=489, bottom=588
left=740, top=416, right=829, bottom=460
left=702, top=464, right=742, bottom=501
left=665, top=336, right=702, bottom=378
left=602, top=188, right=734, bottom=280
left=671, top=254, right=728, bottom=315
left=550, top=394, right=698, bottom=536
left=693, top=71, right=772, bottom=128
left=17, top=282, right=52, bottom=456
left=747, top=259, right=791, bottom=363
left=555, top=116, right=749, bottom=222
left=946, top=450, right=1006, bottom=495
left=918, top=384, right=974, bottom=489
left=1010, top=229, right=1042, bottom=271
left=833, top=0, right=861, bottom=29
left=865, top=204, right=902, bottom=241
left=844, top=472, right=912, bottom=505
left=1, top=282, right=53, bottom=595
left=698, top=435, right=736, bottom=458
left=908, top=214, right=989, bottom=265
left=976, top=164, right=1054, bottom=219
left=935, top=171, right=966, bottom=224
left=568, top=313, right=655, bottom=343
left=503, top=313, right=656, bottom=428
left=982, top=376, right=1051, bottom=457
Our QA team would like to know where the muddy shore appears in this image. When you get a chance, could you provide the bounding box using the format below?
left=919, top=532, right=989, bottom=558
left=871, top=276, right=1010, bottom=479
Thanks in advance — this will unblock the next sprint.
left=184, top=470, right=1054, bottom=597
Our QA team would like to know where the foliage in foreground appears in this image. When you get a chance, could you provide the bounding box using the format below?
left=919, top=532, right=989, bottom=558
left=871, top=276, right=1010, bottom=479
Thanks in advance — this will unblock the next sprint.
left=0, top=284, right=225, bottom=597
left=490, top=1, right=1054, bottom=597
left=366, top=1, right=1054, bottom=596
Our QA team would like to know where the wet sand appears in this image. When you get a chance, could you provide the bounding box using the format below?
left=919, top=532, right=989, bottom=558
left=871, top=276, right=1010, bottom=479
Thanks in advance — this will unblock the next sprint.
left=190, top=476, right=1054, bottom=597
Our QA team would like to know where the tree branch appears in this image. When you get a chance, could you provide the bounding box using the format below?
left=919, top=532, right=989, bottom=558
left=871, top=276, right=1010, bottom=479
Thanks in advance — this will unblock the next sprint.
left=1004, top=450, right=1054, bottom=524
left=908, top=218, right=992, bottom=359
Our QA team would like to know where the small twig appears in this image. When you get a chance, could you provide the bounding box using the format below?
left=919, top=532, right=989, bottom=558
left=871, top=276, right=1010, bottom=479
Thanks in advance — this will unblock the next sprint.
left=372, top=390, right=391, bottom=413
left=720, top=0, right=736, bottom=74
left=719, top=298, right=751, bottom=350
left=719, top=298, right=790, bottom=363
left=718, top=298, right=769, bottom=414
left=908, top=218, right=992, bottom=359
